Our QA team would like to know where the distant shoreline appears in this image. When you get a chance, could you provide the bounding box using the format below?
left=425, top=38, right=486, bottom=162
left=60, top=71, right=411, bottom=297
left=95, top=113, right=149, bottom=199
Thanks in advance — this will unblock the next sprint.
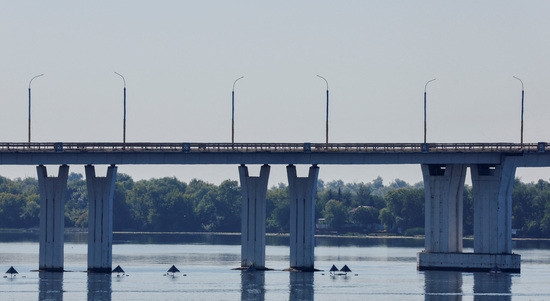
left=3, top=228, right=550, bottom=241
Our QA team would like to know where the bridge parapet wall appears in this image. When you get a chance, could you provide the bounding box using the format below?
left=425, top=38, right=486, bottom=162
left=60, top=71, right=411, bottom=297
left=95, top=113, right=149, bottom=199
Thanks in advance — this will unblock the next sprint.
left=0, top=142, right=542, bottom=154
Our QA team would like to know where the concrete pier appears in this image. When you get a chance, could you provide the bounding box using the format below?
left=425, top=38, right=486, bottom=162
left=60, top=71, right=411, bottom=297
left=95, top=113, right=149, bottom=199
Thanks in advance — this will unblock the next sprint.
left=470, top=158, right=520, bottom=272
left=287, top=164, right=319, bottom=271
left=418, top=164, right=467, bottom=271
left=86, top=164, right=117, bottom=273
left=418, top=159, right=521, bottom=273
left=37, top=165, right=69, bottom=272
left=417, top=252, right=520, bottom=272
left=471, top=161, right=516, bottom=254
left=239, top=164, right=270, bottom=269
left=422, top=164, right=467, bottom=253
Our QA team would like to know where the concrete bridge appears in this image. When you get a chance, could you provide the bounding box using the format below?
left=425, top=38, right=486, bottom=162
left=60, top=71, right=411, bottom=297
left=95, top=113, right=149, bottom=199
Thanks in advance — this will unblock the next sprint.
left=3, top=141, right=550, bottom=273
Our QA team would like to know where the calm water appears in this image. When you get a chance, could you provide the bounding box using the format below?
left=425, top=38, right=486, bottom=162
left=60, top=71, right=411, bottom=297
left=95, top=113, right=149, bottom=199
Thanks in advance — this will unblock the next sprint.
left=1, top=232, right=550, bottom=300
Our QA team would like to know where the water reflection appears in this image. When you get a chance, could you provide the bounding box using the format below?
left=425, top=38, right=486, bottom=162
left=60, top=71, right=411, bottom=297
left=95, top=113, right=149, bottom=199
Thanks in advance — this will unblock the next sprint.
left=424, top=271, right=463, bottom=301
left=424, top=270, right=513, bottom=301
left=240, top=271, right=265, bottom=301
left=39, top=272, right=63, bottom=301
left=473, top=272, right=512, bottom=301
left=87, top=273, right=112, bottom=301
left=289, top=272, right=314, bottom=301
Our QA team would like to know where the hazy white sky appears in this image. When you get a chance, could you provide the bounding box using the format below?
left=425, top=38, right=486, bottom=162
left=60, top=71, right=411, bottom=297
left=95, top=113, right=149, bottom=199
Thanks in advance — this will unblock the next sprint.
left=1, top=1, right=550, bottom=186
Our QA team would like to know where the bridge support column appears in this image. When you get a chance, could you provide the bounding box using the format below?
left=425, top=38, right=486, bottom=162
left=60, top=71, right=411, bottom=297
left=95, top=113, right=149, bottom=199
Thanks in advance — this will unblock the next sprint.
left=417, top=164, right=466, bottom=271
left=287, top=164, right=319, bottom=271
left=239, top=164, right=270, bottom=269
left=38, top=165, right=69, bottom=272
left=422, top=164, right=466, bottom=253
left=470, top=158, right=520, bottom=272
left=86, top=165, right=117, bottom=273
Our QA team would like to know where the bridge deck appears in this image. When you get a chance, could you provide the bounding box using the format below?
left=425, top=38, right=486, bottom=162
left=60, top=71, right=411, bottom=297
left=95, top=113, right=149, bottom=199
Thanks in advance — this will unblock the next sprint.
left=0, top=142, right=541, bottom=153
left=0, top=142, right=548, bottom=166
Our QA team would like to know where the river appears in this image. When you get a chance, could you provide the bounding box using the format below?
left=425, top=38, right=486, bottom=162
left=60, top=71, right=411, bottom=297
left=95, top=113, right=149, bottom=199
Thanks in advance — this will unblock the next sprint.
left=1, top=232, right=550, bottom=300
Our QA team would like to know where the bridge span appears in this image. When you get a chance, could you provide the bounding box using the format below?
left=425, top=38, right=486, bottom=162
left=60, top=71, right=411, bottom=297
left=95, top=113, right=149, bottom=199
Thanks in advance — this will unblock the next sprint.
left=3, top=141, right=549, bottom=273
left=1, top=141, right=550, bottom=166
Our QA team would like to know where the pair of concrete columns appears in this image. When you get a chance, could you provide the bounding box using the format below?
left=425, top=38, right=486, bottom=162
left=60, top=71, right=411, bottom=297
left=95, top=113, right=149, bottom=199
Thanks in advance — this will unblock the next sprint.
left=419, top=156, right=521, bottom=272
left=37, top=165, right=117, bottom=272
left=239, top=164, right=319, bottom=271
left=39, top=163, right=320, bottom=272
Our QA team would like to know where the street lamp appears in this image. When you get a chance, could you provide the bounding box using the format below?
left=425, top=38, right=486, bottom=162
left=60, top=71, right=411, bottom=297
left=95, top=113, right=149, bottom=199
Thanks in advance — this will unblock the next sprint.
left=317, top=75, right=329, bottom=148
left=513, top=76, right=524, bottom=147
left=28, top=74, right=44, bottom=144
left=114, top=72, right=126, bottom=146
left=232, top=76, right=244, bottom=144
left=424, top=78, right=436, bottom=144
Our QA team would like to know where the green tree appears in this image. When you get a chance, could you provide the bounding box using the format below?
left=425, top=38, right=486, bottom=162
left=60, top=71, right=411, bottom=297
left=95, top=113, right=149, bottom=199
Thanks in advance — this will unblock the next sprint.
left=323, top=199, right=348, bottom=231
left=351, top=206, right=379, bottom=228
left=354, top=183, right=385, bottom=209
left=65, top=173, right=88, bottom=227
left=379, top=207, right=395, bottom=231
left=194, top=179, right=241, bottom=232
left=463, top=185, right=474, bottom=236
left=0, top=176, right=40, bottom=228
left=144, top=177, right=189, bottom=231
left=385, top=187, right=424, bottom=232
left=266, top=184, right=289, bottom=232
left=113, top=173, right=134, bottom=231
left=512, top=179, right=544, bottom=236
left=0, top=193, right=26, bottom=228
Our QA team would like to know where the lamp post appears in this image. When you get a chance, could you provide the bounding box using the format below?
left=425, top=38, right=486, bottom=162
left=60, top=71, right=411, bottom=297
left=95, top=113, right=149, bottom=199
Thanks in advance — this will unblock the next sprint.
left=28, top=74, right=44, bottom=145
left=424, top=78, right=436, bottom=144
left=232, top=76, right=244, bottom=144
left=513, top=76, right=524, bottom=147
left=114, top=72, right=126, bottom=146
left=317, top=75, right=329, bottom=148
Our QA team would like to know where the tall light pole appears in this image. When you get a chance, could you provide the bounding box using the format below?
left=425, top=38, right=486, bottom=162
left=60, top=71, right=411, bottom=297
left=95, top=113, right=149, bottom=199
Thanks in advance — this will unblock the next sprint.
left=28, top=74, right=44, bottom=145
left=232, top=76, right=244, bottom=144
left=513, top=76, right=524, bottom=147
left=115, top=72, right=126, bottom=146
left=424, top=78, right=436, bottom=144
left=317, top=75, right=329, bottom=148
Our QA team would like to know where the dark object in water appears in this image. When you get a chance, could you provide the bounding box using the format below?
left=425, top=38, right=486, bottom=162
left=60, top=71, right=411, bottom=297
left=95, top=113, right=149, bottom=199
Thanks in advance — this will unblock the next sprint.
left=5, top=266, right=18, bottom=278
left=112, top=265, right=125, bottom=275
left=167, top=265, right=180, bottom=276
left=340, top=265, right=352, bottom=273
left=168, top=265, right=180, bottom=273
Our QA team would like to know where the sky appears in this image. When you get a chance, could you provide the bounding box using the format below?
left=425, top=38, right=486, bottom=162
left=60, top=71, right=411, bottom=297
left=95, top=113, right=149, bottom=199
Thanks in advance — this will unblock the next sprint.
left=1, top=1, right=550, bottom=187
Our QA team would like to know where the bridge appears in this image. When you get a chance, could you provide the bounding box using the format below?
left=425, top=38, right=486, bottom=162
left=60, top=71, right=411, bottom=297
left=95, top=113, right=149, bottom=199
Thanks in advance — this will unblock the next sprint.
left=3, top=141, right=550, bottom=273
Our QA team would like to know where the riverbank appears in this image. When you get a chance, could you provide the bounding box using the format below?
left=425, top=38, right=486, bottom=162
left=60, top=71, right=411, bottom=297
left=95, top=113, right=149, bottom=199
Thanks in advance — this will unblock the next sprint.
left=3, top=228, right=550, bottom=241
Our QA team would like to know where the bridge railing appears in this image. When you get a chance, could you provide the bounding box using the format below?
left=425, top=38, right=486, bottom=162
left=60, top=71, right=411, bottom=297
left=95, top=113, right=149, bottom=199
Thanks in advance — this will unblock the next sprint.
left=0, top=142, right=544, bottom=153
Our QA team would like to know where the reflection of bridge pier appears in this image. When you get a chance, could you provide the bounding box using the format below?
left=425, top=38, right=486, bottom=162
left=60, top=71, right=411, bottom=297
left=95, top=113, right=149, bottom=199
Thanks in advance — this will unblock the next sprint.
left=424, top=271, right=462, bottom=301
left=418, top=159, right=521, bottom=272
left=473, top=272, right=512, bottom=301
left=423, top=270, right=513, bottom=300
left=289, top=272, right=314, bottom=301
left=39, top=271, right=64, bottom=300
left=240, top=271, right=265, bottom=301
left=87, top=272, right=112, bottom=301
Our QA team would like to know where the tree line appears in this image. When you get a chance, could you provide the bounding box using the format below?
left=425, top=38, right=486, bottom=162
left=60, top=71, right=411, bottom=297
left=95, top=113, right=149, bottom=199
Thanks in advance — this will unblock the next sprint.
left=1, top=173, right=550, bottom=237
